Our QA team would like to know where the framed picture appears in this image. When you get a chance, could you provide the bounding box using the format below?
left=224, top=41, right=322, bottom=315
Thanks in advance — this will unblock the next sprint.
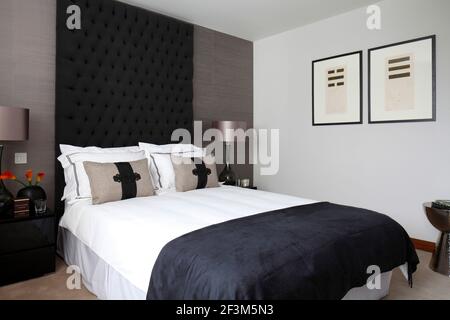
left=312, top=51, right=362, bottom=126
left=368, top=35, right=436, bottom=123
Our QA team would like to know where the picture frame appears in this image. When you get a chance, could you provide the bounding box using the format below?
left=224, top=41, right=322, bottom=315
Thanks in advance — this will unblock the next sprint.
left=312, top=51, right=363, bottom=126
left=368, top=35, right=436, bottom=124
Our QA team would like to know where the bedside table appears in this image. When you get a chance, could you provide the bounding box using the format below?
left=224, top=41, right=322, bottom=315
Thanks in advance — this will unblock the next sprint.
left=0, top=210, right=56, bottom=286
left=424, top=203, right=450, bottom=276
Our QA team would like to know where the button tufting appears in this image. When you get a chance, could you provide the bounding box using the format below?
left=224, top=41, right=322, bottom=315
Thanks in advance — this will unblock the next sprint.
left=56, top=1, right=193, bottom=167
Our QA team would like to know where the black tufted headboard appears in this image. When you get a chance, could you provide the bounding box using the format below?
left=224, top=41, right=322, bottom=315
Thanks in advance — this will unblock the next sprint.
left=55, top=0, right=194, bottom=216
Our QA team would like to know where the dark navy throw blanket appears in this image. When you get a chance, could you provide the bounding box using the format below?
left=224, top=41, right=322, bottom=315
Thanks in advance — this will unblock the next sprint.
left=147, top=202, right=419, bottom=300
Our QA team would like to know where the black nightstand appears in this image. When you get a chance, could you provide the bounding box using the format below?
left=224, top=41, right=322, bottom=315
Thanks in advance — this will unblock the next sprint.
left=0, top=210, right=56, bottom=286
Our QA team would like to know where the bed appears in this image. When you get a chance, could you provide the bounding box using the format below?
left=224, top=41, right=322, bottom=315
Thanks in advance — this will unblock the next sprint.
left=54, top=0, right=417, bottom=301
left=57, top=186, right=414, bottom=300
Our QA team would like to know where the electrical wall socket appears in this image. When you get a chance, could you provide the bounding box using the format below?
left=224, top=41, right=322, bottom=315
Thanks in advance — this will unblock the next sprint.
left=14, top=153, right=27, bottom=165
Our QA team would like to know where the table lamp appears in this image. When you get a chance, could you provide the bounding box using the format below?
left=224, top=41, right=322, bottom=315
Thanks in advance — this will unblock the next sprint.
left=212, top=120, right=247, bottom=185
left=0, top=106, right=29, bottom=215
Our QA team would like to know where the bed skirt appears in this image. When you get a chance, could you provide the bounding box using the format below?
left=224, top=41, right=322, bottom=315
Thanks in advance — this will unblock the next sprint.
left=57, top=227, right=146, bottom=300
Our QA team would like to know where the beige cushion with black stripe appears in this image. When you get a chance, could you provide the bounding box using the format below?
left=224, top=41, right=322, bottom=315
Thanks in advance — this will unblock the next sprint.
left=83, top=159, right=155, bottom=204
left=171, top=155, right=219, bottom=192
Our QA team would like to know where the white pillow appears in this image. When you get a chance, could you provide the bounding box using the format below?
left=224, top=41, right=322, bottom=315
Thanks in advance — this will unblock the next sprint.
left=58, top=150, right=146, bottom=203
left=138, top=143, right=204, bottom=155
left=60, top=144, right=140, bottom=154
left=139, top=143, right=205, bottom=193
left=147, top=153, right=176, bottom=192
left=58, top=144, right=141, bottom=168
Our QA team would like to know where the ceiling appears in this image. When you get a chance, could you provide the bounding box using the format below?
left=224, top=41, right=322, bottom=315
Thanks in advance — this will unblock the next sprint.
left=119, top=0, right=376, bottom=41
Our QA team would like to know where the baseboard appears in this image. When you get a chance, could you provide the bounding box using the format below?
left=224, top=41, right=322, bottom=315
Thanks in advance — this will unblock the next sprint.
left=411, top=238, right=435, bottom=253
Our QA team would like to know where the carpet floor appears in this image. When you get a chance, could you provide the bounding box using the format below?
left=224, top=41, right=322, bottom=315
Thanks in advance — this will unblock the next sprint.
left=0, top=250, right=448, bottom=300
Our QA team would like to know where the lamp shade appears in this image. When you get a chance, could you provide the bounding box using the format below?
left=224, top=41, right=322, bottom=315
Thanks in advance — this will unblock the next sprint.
left=0, top=106, right=29, bottom=141
left=212, top=121, right=247, bottom=142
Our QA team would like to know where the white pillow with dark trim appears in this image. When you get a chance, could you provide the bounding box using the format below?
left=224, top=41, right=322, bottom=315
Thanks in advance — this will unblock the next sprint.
left=147, top=153, right=176, bottom=192
left=58, top=144, right=141, bottom=202
left=58, top=144, right=141, bottom=168
left=139, top=142, right=205, bottom=194
left=57, top=150, right=146, bottom=203
left=59, top=144, right=140, bottom=156
left=138, top=142, right=204, bottom=155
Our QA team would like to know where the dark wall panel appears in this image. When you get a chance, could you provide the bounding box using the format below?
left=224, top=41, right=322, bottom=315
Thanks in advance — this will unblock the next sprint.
left=55, top=0, right=194, bottom=214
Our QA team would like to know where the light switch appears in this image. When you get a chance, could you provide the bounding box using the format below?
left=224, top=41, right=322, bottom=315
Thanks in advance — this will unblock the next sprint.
left=15, top=153, right=27, bottom=165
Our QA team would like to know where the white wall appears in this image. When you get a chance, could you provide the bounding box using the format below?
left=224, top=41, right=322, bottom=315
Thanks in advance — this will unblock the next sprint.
left=254, top=0, right=450, bottom=242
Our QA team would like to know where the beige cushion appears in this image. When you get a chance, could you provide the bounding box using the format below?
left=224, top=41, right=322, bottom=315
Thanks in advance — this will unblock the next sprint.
left=171, top=156, right=219, bottom=192
left=83, top=159, right=155, bottom=204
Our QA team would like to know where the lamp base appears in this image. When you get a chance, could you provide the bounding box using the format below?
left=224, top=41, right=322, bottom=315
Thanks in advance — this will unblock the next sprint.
left=219, top=164, right=236, bottom=186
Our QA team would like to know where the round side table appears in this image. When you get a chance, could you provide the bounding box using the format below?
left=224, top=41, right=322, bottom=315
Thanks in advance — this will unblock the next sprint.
left=424, top=203, right=450, bottom=276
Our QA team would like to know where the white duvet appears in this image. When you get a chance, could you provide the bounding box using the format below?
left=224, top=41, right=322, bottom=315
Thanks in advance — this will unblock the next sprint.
left=59, top=186, right=317, bottom=293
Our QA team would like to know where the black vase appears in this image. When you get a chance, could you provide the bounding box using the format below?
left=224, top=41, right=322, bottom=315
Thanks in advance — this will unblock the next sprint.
left=17, top=186, right=47, bottom=215
left=0, top=181, right=14, bottom=216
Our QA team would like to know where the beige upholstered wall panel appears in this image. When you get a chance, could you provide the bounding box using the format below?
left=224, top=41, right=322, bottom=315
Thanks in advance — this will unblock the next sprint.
left=0, top=0, right=56, bottom=208
left=194, top=26, right=254, bottom=184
